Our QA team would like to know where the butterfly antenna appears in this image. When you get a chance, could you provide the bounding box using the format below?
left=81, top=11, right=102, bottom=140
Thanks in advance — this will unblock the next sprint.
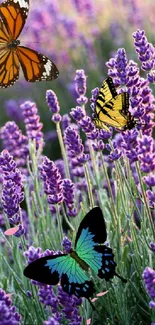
left=114, top=272, right=127, bottom=283
left=87, top=298, right=96, bottom=311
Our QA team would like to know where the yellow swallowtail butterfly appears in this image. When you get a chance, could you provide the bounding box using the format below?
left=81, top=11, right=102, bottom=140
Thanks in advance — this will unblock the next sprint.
left=93, top=77, right=137, bottom=131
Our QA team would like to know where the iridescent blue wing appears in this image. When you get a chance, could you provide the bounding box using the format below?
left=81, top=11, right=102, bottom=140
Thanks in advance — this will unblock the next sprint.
left=75, top=207, right=126, bottom=282
left=24, top=254, right=96, bottom=299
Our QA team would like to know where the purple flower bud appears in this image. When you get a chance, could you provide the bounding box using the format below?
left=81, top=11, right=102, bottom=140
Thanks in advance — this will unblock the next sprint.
left=46, top=90, right=60, bottom=114
left=52, top=113, right=62, bottom=123
left=143, top=174, right=155, bottom=187
left=149, top=301, right=155, bottom=309
left=0, top=288, right=22, bottom=324
left=146, top=190, right=155, bottom=208
left=64, top=127, right=84, bottom=159
left=99, top=128, right=113, bottom=140
left=62, top=114, right=71, bottom=131
left=24, top=246, right=42, bottom=264
left=150, top=242, right=155, bottom=252
left=27, top=291, right=32, bottom=298
left=70, top=107, right=85, bottom=122
left=0, top=122, right=28, bottom=169
left=77, top=95, right=88, bottom=105
left=75, top=69, right=87, bottom=96
left=62, top=179, right=77, bottom=216
left=21, top=101, right=44, bottom=150
left=109, top=148, right=122, bottom=161
left=0, top=151, right=24, bottom=232
left=62, top=236, right=72, bottom=253
left=43, top=316, right=61, bottom=325
left=40, top=157, right=63, bottom=205
left=143, top=267, right=155, bottom=299
left=92, top=140, right=104, bottom=152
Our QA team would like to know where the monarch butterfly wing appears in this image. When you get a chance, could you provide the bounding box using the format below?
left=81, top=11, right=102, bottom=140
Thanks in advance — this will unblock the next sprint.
left=94, top=93, right=130, bottom=130
left=24, top=254, right=95, bottom=299
left=0, top=48, right=20, bottom=87
left=0, top=0, right=29, bottom=40
left=17, top=46, right=59, bottom=82
left=75, top=207, right=117, bottom=281
left=0, top=19, right=10, bottom=45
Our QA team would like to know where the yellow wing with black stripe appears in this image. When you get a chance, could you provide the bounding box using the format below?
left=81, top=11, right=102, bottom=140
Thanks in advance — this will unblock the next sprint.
left=93, top=77, right=137, bottom=131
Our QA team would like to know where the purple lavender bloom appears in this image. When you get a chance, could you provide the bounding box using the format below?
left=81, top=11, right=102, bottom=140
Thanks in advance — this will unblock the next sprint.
left=146, top=190, right=155, bottom=208
left=150, top=242, right=155, bottom=252
left=121, top=129, right=139, bottom=163
left=133, top=29, right=155, bottom=76
left=109, top=148, right=122, bottom=161
left=92, top=140, right=104, bottom=152
left=24, top=246, right=42, bottom=264
left=75, top=69, right=87, bottom=97
left=43, top=316, right=60, bottom=325
left=21, top=101, right=44, bottom=150
left=0, top=288, right=22, bottom=324
left=143, top=174, right=155, bottom=187
left=0, top=122, right=28, bottom=169
left=99, top=128, right=113, bottom=140
left=0, top=151, right=24, bottom=229
left=62, top=179, right=77, bottom=216
left=70, top=107, right=85, bottom=122
left=46, top=90, right=60, bottom=114
left=137, top=135, right=155, bottom=173
left=55, top=159, right=66, bottom=179
left=62, top=114, right=71, bottom=131
left=70, top=108, right=98, bottom=140
left=64, top=127, right=89, bottom=164
left=58, top=286, right=82, bottom=323
left=52, top=113, right=62, bottom=124
left=40, top=157, right=63, bottom=205
left=62, top=236, right=72, bottom=253
left=149, top=301, right=155, bottom=309
left=90, top=87, right=99, bottom=113
left=38, top=285, right=59, bottom=312
left=143, top=267, right=155, bottom=299
left=106, top=48, right=128, bottom=85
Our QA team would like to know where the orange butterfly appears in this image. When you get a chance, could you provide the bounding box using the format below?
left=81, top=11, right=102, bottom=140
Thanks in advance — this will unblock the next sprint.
left=0, top=0, right=59, bottom=88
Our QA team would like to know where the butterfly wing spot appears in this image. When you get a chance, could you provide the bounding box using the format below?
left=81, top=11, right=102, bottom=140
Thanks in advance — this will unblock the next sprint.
left=61, top=273, right=96, bottom=299
left=13, top=0, right=29, bottom=9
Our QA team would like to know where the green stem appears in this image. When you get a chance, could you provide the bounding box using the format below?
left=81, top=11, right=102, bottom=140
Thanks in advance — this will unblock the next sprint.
left=56, top=122, right=70, bottom=179
left=84, top=163, right=94, bottom=208
left=100, top=153, right=117, bottom=224
left=136, top=161, right=155, bottom=239
left=56, top=205, right=64, bottom=244
left=61, top=204, right=75, bottom=232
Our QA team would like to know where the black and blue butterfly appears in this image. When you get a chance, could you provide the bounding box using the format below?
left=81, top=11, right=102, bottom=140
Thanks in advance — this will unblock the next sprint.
left=24, top=207, right=126, bottom=307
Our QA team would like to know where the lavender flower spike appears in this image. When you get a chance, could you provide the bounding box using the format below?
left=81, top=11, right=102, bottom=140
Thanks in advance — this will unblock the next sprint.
left=64, top=126, right=89, bottom=164
left=0, top=150, right=24, bottom=229
left=62, top=179, right=77, bottom=216
left=143, top=267, right=155, bottom=299
left=75, top=69, right=88, bottom=105
left=40, top=157, right=63, bottom=205
left=21, top=101, right=44, bottom=151
left=0, top=288, right=22, bottom=324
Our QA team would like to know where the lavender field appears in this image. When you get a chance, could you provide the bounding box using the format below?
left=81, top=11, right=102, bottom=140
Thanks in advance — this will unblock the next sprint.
left=0, top=0, right=155, bottom=324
